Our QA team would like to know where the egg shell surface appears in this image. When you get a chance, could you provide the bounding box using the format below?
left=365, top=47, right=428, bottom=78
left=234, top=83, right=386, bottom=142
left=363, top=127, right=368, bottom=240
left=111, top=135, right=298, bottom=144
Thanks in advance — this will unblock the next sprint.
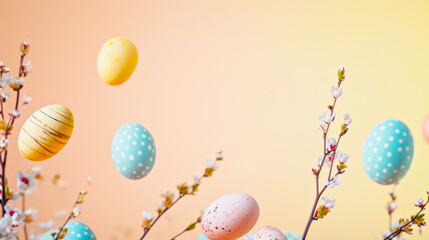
left=18, top=104, right=74, bottom=161
left=255, top=226, right=288, bottom=240
left=201, top=193, right=259, bottom=240
left=40, top=221, right=96, bottom=240
left=97, top=37, right=138, bottom=85
left=112, top=122, right=156, bottom=180
left=362, top=119, right=414, bottom=185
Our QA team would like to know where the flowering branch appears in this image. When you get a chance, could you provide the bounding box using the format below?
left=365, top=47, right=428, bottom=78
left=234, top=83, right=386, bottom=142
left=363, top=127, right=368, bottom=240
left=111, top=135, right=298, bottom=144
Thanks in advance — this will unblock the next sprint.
left=139, top=151, right=223, bottom=240
left=380, top=191, right=428, bottom=240
left=0, top=40, right=32, bottom=217
left=170, top=214, right=202, bottom=240
left=52, top=191, right=87, bottom=240
left=302, top=68, right=351, bottom=239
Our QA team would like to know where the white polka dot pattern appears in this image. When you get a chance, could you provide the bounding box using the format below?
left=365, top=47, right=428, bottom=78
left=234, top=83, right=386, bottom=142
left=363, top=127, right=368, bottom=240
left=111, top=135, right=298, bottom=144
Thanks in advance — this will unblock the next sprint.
left=362, top=119, right=414, bottom=185
left=112, top=123, right=156, bottom=180
left=40, top=221, right=96, bottom=240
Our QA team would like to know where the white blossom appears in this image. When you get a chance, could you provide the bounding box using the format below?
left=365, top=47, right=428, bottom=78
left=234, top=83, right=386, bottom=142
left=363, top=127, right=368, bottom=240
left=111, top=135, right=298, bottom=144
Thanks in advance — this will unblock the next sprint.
left=337, top=151, right=350, bottom=164
left=321, top=197, right=336, bottom=209
left=324, top=175, right=340, bottom=188
left=23, top=95, right=32, bottom=105
left=141, top=211, right=155, bottom=220
left=0, top=137, right=8, bottom=148
left=17, top=171, right=36, bottom=194
left=318, top=111, right=336, bottom=124
left=330, top=86, right=343, bottom=98
left=343, top=114, right=352, bottom=126
left=326, top=138, right=337, bottom=151
left=71, top=207, right=80, bottom=217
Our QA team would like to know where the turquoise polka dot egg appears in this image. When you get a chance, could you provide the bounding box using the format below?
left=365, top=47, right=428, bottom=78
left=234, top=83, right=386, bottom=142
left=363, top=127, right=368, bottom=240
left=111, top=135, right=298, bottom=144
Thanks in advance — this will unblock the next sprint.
left=362, top=119, right=414, bottom=185
left=112, top=123, right=156, bottom=180
left=198, top=235, right=209, bottom=240
left=41, top=221, right=96, bottom=240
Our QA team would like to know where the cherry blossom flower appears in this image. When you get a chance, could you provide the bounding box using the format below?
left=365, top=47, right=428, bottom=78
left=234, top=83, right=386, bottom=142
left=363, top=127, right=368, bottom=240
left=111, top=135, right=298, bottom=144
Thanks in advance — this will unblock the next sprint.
left=0, top=137, right=8, bottom=148
left=160, top=191, right=175, bottom=208
left=343, top=114, right=352, bottom=126
left=0, top=75, right=11, bottom=88
left=318, top=111, right=336, bottom=124
left=4, top=205, right=25, bottom=227
left=1, top=89, right=9, bottom=100
left=205, top=159, right=218, bottom=171
left=326, top=138, right=337, bottom=151
left=386, top=202, right=398, bottom=212
left=141, top=211, right=155, bottom=229
left=155, top=203, right=166, bottom=215
left=321, top=197, right=336, bottom=209
left=9, top=110, right=21, bottom=119
left=337, top=151, right=350, bottom=164
left=8, top=77, right=24, bottom=90
left=324, top=176, right=340, bottom=188
left=71, top=207, right=80, bottom=218
left=414, top=198, right=425, bottom=208
left=23, top=94, right=31, bottom=105
left=330, top=86, right=343, bottom=99
left=23, top=61, right=33, bottom=75
left=17, top=171, right=36, bottom=193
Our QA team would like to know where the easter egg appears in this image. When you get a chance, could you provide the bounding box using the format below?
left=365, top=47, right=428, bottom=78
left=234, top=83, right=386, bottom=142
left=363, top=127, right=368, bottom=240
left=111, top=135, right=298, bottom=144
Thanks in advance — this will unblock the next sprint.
left=284, top=232, right=302, bottom=240
left=422, top=114, right=429, bottom=143
left=362, top=119, right=414, bottom=185
left=97, top=37, right=138, bottom=85
left=255, top=226, right=287, bottom=240
left=201, top=193, right=259, bottom=240
left=112, top=123, right=156, bottom=180
left=41, top=221, right=96, bottom=240
left=198, top=235, right=210, bottom=240
left=18, top=104, right=74, bottom=161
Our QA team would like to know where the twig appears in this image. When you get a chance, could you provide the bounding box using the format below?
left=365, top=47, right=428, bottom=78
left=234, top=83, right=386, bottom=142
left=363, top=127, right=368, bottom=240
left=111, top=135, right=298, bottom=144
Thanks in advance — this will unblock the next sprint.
left=21, top=194, right=29, bottom=240
left=383, top=198, right=429, bottom=240
left=302, top=77, right=345, bottom=240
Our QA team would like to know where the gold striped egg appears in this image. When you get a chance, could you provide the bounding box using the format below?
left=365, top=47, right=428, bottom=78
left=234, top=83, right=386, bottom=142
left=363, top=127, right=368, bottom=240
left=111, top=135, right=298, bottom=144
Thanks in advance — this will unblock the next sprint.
left=18, top=104, right=74, bottom=161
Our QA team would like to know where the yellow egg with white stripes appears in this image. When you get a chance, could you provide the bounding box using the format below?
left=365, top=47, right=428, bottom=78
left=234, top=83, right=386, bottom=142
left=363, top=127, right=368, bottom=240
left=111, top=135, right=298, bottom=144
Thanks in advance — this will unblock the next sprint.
left=18, top=104, right=74, bottom=161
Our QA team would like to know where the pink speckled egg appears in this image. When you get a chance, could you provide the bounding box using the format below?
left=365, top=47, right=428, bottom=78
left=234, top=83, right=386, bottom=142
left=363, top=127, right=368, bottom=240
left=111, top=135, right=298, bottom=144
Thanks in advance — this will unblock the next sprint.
left=255, top=226, right=288, bottom=240
left=201, top=193, right=259, bottom=240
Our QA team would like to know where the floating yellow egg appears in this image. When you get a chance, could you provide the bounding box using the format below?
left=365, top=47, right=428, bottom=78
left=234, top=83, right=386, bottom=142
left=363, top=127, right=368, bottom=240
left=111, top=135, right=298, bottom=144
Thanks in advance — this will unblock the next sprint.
left=18, top=104, right=74, bottom=161
left=97, top=37, right=138, bottom=86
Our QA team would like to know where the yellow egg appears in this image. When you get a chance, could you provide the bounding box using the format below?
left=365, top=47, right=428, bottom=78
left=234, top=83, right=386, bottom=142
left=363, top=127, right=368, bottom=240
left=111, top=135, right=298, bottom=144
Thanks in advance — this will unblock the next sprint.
left=97, top=37, right=138, bottom=86
left=18, top=104, right=74, bottom=161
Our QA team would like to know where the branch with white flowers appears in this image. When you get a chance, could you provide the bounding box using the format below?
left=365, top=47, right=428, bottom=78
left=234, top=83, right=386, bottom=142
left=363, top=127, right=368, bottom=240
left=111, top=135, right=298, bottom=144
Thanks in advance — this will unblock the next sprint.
left=302, top=68, right=352, bottom=239
left=51, top=191, right=88, bottom=240
left=139, top=151, right=223, bottom=240
left=378, top=191, right=429, bottom=240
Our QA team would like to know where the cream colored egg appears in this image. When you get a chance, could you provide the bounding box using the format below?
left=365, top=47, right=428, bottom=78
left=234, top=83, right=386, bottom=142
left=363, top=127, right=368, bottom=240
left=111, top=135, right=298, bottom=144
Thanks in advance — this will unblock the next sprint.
left=18, top=104, right=74, bottom=161
left=97, top=37, right=138, bottom=86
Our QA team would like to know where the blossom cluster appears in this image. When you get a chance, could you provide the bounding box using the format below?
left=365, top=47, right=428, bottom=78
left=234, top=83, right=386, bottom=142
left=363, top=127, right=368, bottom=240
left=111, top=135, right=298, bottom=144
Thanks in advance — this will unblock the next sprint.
left=140, top=151, right=223, bottom=240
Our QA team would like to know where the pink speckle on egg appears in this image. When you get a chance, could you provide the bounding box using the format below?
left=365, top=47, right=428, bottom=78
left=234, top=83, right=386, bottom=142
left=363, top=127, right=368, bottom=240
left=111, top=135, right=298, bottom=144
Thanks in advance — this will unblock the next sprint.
left=201, top=193, right=260, bottom=240
left=255, top=226, right=287, bottom=240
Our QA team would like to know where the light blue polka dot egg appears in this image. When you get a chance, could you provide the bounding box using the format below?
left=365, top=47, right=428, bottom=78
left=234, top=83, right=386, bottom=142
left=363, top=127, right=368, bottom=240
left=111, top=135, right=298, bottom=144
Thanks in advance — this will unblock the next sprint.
left=41, top=221, right=96, bottom=240
left=198, top=234, right=210, bottom=240
left=362, top=119, right=414, bottom=185
left=112, top=123, right=156, bottom=180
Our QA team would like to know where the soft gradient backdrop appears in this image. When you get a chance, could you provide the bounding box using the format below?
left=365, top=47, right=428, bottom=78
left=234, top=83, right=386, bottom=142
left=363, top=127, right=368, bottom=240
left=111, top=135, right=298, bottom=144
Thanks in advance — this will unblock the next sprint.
left=2, top=0, right=429, bottom=239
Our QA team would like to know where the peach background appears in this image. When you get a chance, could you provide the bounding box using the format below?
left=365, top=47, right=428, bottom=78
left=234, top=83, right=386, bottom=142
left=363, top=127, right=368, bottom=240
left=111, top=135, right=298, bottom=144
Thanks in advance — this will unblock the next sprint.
left=2, top=0, right=429, bottom=239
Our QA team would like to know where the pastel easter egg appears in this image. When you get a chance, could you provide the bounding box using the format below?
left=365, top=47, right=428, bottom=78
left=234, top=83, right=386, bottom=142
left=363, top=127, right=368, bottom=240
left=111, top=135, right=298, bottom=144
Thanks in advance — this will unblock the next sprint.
left=201, top=193, right=259, bottom=240
left=362, top=119, right=414, bottom=185
left=255, top=226, right=287, bottom=240
left=41, top=221, right=96, bottom=240
left=18, top=104, right=74, bottom=161
left=198, top=235, right=210, bottom=240
left=97, top=37, right=138, bottom=85
left=422, top=114, right=429, bottom=143
left=112, top=123, right=156, bottom=180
